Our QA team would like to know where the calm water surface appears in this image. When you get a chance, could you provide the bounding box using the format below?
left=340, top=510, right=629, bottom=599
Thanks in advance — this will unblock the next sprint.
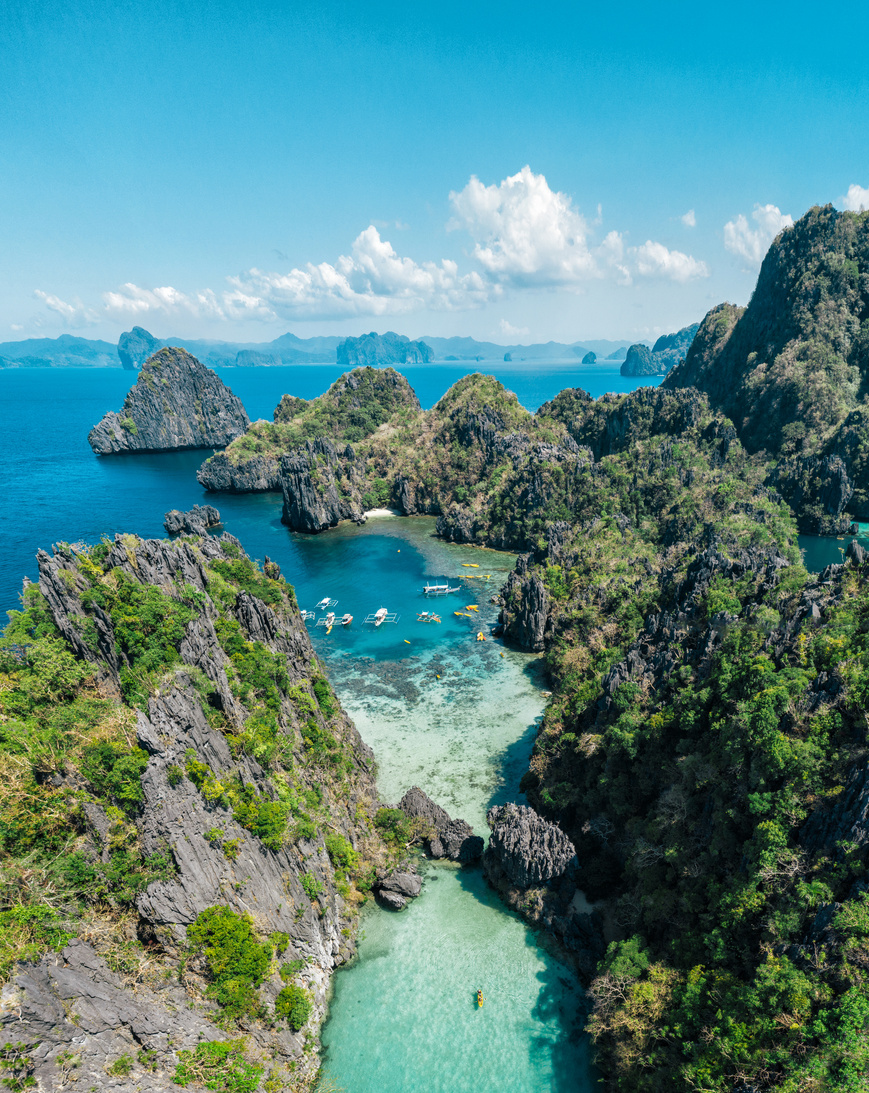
left=2, top=364, right=613, bottom=1093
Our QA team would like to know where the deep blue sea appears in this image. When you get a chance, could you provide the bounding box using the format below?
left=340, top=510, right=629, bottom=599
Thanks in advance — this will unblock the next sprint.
left=0, top=361, right=659, bottom=614
left=0, top=361, right=655, bottom=1093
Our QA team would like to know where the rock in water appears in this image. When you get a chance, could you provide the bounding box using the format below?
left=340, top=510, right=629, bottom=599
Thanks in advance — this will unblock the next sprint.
left=484, top=803, right=576, bottom=887
left=374, top=870, right=423, bottom=910
left=88, top=347, right=250, bottom=454
left=398, top=786, right=484, bottom=863
left=117, top=325, right=164, bottom=370
left=163, top=505, right=222, bottom=535
left=582, top=350, right=596, bottom=364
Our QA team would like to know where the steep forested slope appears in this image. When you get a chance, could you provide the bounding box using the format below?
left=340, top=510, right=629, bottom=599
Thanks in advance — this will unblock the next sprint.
left=665, top=204, right=869, bottom=531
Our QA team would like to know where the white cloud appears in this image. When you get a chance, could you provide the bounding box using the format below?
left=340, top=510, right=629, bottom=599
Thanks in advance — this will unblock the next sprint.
left=681, top=209, right=696, bottom=228
left=498, top=319, right=530, bottom=338
left=32, top=168, right=712, bottom=331
left=33, top=290, right=98, bottom=327
left=842, top=184, right=869, bottom=212
left=11, top=324, right=22, bottom=331
left=449, top=165, right=597, bottom=286
left=633, top=240, right=709, bottom=283
left=230, top=226, right=491, bottom=320
left=723, top=203, right=794, bottom=266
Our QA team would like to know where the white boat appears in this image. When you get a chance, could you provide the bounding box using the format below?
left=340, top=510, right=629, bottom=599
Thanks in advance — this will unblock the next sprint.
left=341, top=614, right=353, bottom=626
left=374, top=607, right=388, bottom=627
left=422, top=581, right=460, bottom=596
left=316, top=596, right=337, bottom=609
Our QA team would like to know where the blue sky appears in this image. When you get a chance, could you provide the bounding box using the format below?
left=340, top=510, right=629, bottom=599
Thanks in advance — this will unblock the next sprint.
left=2, top=0, right=868, bottom=346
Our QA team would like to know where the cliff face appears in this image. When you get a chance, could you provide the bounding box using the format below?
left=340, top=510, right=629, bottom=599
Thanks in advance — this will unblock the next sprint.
left=0, top=532, right=387, bottom=1087
left=664, top=206, right=869, bottom=528
left=280, top=439, right=366, bottom=532
left=336, top=331, right=434, bottom=367
left=88, top=348, right=250, bottom=455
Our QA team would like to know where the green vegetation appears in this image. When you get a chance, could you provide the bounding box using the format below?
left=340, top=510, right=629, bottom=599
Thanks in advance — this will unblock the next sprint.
left=186, top=906, right=273, bottom=1021
left=663, top=205, right=869, bottom=529
left=172, top=1040, right=263, bottom=1092
left=520, top=488, right=869, bottom=1087
left=275, top=983, right=313, bottom=1031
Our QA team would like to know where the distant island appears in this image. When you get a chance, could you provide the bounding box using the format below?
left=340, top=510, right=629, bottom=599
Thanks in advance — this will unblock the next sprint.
left=0, top=328, right=639, bottom=369
left=620, top=322, right=700, bottom=376
left=336, top=331, right=434, bottom=367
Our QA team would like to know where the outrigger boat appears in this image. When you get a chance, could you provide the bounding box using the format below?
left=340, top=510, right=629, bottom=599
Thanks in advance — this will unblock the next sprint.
left=421, top=581, right=460, bottom=596
left=364, top=607, right=400, bottom=625
left=316, top=597, right=338, bottom=609
left=416, top=611, right=442, bottom=623
left=301, top=609, right=315, bottom=622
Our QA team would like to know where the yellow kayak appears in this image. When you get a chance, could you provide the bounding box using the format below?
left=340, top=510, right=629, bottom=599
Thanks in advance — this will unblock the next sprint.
left=476, top=632, right=486, bottom=641
left=462, top=563, right=479, bottom=568
left=466, top=604, right=479, bottom=611
left=455, top=611, right=471, bottom=617
left=476, top=990, right=484, bottom=1007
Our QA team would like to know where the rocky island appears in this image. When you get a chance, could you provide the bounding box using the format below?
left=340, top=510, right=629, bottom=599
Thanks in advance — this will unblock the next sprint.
left=336, top=330, right=434, bottom=367
left=88, top=347, right=250, bottom=454
left=666, top=204, right=869, bottom=533
left=620, top=321, right=699, bottom=376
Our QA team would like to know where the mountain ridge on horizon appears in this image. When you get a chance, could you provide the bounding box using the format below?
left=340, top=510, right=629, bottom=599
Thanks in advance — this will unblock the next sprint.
left=0, top=327, right=634, bottom=369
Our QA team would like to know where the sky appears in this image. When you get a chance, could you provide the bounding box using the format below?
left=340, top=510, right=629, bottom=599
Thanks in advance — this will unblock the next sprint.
left=2, top=0, right=869, bottom=347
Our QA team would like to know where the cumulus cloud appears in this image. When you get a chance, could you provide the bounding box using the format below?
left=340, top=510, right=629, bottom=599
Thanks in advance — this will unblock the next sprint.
left=229, top=226, right=491, bottom=321
left=842, top=184, right=869, bottom=212
left=498, top=319, right=530, bottom=338
left=102, top=283, right=293, bottom=323
left=449, top=165, right=597, bottom=286
left=681, top=209, right=696, bottom=228
left=34, top=290, right=98, bottom=327
left=633, top=240, right=709, bottom=282
left=33, top=167, right=712, bottom=330
left=723, top=203, right=794, bottom=266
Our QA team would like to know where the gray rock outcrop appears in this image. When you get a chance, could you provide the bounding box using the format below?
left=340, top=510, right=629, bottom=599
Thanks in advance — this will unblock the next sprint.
left=582, top=351, right=596, bottom=364
left=10, top=531, right=383, bottom=1081
left=484, top=803, right=576, bottom=888
left=397, top=786, right=484, bottom=863
left=197, top=451, right=282, bottom=492
left=280, top=439, right=366, bottom=532
left=374, top=870, right=423, bottom=910
left=89, top=347, right=250, bottom=454
left=498, top=555, right=550, bottom=652
left=163, top=504, right=221, bottom=535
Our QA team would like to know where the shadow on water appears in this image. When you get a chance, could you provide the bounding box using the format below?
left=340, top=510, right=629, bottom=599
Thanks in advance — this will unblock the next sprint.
left=452, top=865, right=599, bottom=1093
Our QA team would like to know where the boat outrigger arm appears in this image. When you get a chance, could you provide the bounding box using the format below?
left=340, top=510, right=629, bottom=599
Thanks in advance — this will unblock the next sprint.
left=422, top=582, right=460, bottom=595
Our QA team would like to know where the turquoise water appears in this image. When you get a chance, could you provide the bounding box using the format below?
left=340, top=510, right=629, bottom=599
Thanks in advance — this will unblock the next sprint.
left=799, top=526, right=869, bottom=574
left=1, top=365, right=606, bottom=1093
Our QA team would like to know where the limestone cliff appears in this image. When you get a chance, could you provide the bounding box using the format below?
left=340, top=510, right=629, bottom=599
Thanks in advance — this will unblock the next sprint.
left=0, top=531, right=389, bottom=1088
left=88, top=347, right=250, bottom=454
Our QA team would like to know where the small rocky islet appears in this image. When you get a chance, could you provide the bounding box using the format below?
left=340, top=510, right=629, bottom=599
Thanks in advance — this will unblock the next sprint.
left=5, top=202, right=869, bottom=1090
left=88, top=346, right=250, bottom=454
